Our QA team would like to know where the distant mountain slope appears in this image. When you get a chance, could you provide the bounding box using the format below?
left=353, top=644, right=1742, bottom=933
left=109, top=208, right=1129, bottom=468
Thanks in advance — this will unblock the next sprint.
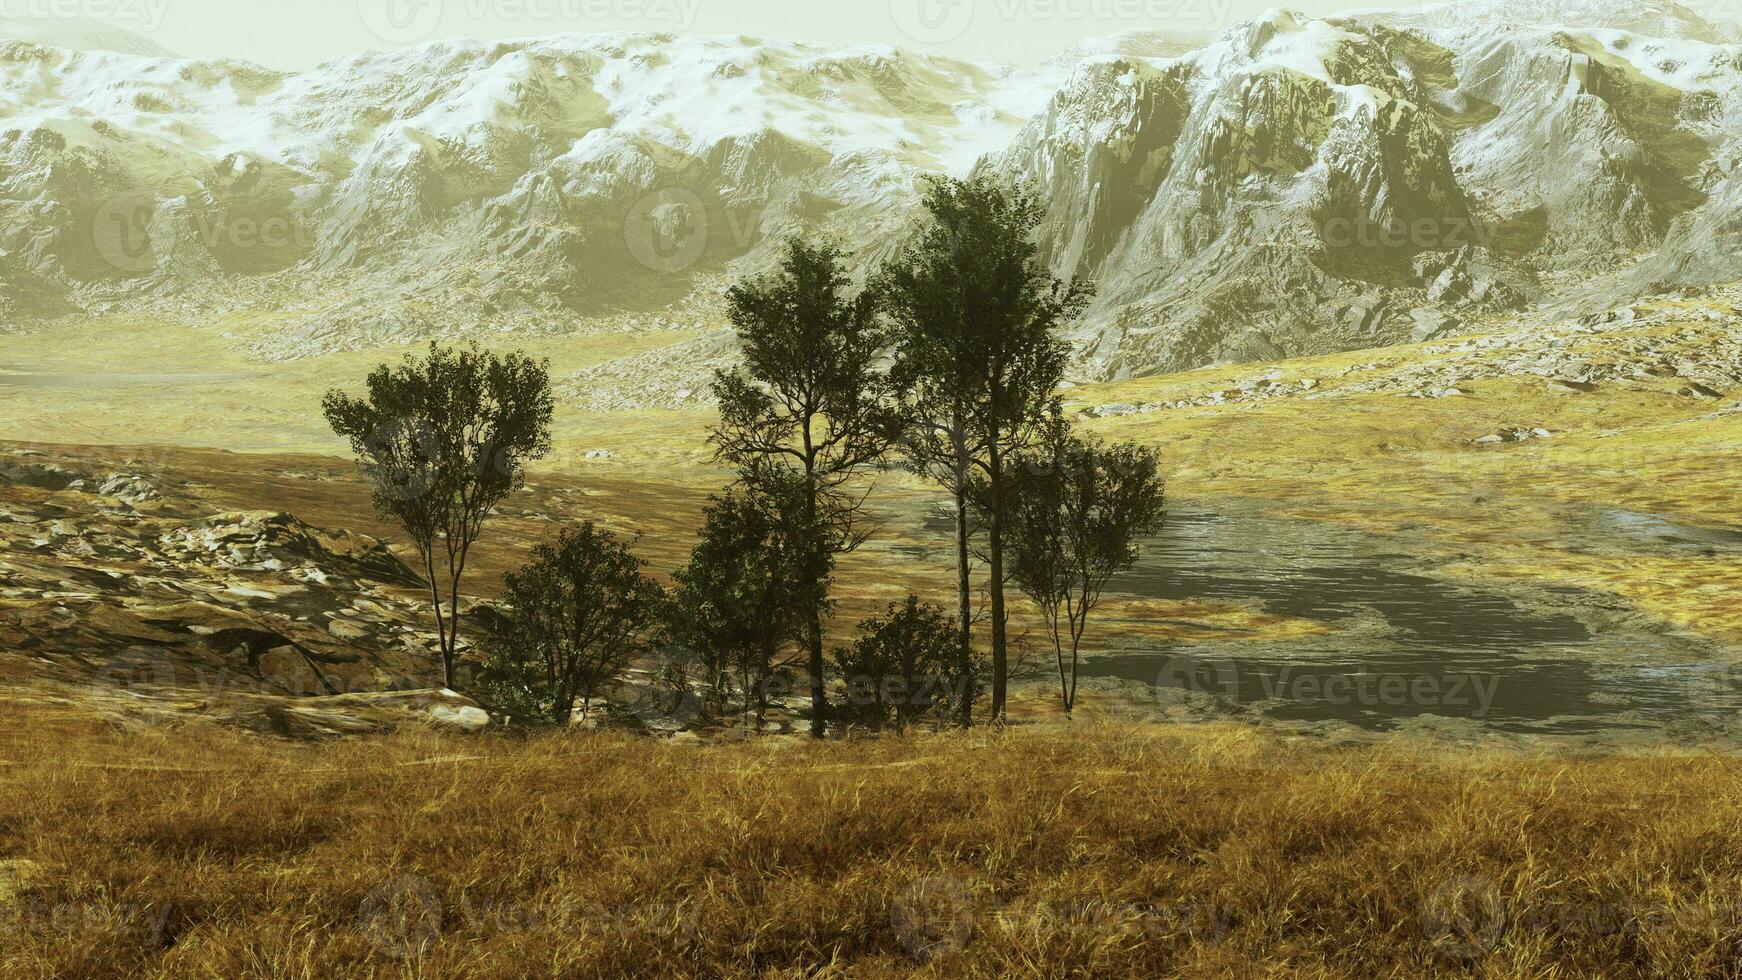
left=0, top=5, right=1739, bottom=377
left=0, top=16, right=174, bottom=56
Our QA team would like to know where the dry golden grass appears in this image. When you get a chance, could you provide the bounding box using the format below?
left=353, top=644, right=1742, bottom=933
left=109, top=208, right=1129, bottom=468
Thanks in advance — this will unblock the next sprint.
left=1, top=708, right=1740, bottom=978
left=8, top=302, right=1742, bottom=977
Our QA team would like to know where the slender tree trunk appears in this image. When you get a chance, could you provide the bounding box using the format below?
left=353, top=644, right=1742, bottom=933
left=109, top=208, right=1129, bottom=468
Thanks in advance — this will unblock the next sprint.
left=1067, top=647, right=1079, bottom=716
left=1050, top=613, right=1070, bottom=719
left=1067, top=607, right=1086, bottom=718
left=444, top=569, right=464, bottom=690
left=444, top=544, right=473, bottom=691
left=986, top=441, right=1008, bottom=726
left=421, top=548, right=456, bottom=689
left=758, top=633, right=776, bottom=727
left=802, top=461, right=828, bottom=739
left=953, top=450, right=974, bottom=728
left=806, top=612, right=826, bottom=737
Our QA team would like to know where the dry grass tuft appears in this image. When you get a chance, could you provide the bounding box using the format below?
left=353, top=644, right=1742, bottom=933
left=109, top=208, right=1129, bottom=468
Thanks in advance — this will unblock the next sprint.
left=0, top=708, right=1738, bottom=977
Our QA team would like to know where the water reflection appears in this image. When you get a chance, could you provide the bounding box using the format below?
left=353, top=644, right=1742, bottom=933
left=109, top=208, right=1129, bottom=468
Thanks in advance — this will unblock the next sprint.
left=912, top=503, right=1742, bottom=732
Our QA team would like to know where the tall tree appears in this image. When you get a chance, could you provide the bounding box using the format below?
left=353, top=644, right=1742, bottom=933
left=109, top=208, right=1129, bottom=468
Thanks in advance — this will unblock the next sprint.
left=880, top=263, right=986, bottom=728
left=1007, top=429, right=1167, bottom=717
left=323, top=342, right=552, bottom=689
left=884, top=175, right=1088, bottom=724
left=479, top=522, right=662, bottom=725
left=665, top=472, right=829, bottom=728
left=711, top=237, right=902, bottom=738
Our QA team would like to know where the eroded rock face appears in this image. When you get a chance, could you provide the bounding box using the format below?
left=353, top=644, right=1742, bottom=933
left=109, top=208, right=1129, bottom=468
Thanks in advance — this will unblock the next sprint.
left=987, top=6, right=1742, bottom=376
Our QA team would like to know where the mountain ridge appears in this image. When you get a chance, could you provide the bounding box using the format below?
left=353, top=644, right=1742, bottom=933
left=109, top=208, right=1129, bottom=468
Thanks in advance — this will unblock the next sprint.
left=0, top=4, right=1738, bottom=381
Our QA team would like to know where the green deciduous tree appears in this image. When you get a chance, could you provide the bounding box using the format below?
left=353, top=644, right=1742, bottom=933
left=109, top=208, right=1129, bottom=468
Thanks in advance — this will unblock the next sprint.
left=711, top=237, right=903, bottom=738
left=479, top=522, right=662, bottom=725
left=665, top=471, right=829, bottom=728
left=884, top=175, right=1089, bottom=725
left=1008, top=430, right=1167, bottom=717
left=323, top=342, right=553, bottom=689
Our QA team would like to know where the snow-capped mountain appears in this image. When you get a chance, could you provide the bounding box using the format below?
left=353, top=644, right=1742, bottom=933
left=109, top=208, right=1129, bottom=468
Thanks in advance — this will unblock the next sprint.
left=993, top=3, right=1742, bottom=373
left=2, top=3, right=1740, bottom=377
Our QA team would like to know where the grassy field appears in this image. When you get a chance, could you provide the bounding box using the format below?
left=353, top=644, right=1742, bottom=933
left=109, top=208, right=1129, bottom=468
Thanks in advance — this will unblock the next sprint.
left=0, top=712, right=1739, bottom=977
left=5, top=299, right=1742, bottom=975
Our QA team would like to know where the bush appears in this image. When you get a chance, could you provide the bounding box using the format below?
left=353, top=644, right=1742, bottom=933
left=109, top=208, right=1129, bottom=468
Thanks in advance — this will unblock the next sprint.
left=479, top=522, right=661, bottom=725
left=664, top=474, right=826, bottom=725
left=832, top=595, right=967, bottom=731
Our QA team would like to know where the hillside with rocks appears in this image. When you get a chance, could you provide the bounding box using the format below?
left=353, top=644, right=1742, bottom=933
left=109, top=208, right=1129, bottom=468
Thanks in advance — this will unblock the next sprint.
left=0, top=447, right=491, bottom=734
left=7, top=287, right=1742, bottom=740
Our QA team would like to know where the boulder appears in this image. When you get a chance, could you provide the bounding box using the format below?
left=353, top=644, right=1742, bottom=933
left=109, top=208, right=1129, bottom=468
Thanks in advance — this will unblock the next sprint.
left=428, top=700, right=491, bottom=731
left=97, top=474, right=158, bottom=505
left=1409, top=309, right=1461, bottom=343
left=1092, top=403, right=1142, bottom=418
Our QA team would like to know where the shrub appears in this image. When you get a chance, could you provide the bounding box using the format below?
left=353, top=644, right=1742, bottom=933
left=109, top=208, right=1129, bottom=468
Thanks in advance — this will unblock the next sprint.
left=833, top=595, right=967, bottom=731
left=479, top=522, right=661, bottom=725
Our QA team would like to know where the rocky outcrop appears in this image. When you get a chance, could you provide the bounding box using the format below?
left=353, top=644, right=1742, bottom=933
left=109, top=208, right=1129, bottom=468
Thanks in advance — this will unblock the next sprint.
left=0, top=451, right=443, bottom=709
left=1067, top=285, right=1742, bottom=415
left=158, top=511, right=423, bottom=588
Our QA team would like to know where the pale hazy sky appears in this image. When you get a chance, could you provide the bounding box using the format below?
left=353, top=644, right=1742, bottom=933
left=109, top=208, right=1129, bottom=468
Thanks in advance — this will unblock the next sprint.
left=40, top=0, right=1384, bottom=69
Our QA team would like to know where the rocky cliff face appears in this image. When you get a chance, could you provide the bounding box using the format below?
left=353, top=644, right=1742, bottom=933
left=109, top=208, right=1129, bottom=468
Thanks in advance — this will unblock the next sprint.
left=1, top=3, right=1739, bottom=376
left=987, top=5, right=1742, bottom=375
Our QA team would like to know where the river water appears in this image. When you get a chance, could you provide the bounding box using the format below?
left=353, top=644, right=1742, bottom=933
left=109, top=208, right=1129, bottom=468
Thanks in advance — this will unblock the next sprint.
left=909, top=502, right=1742, bottom=736
left=1085, top=506, right=1742, bottom=734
